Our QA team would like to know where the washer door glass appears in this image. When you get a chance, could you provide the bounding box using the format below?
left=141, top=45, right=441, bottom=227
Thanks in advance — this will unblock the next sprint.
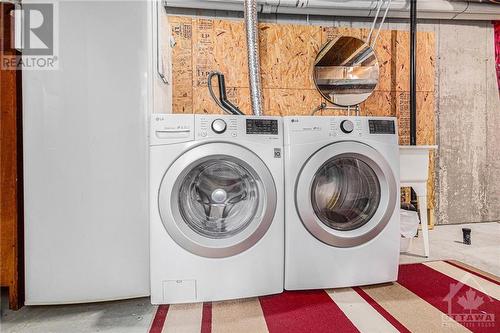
left=311, top=157, right=381, bottom=231
left=178, top=158, right=260, bottom=239
left=158, top=143, right=277, bottom=258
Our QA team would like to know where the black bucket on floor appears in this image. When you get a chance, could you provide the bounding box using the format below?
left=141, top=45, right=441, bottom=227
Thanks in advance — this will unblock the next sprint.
left=462, top=228, right=471, bottom=245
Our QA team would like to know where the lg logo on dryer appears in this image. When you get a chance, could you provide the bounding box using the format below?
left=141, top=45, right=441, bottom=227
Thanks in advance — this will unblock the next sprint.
left=274, top=148, right=282, bottom=158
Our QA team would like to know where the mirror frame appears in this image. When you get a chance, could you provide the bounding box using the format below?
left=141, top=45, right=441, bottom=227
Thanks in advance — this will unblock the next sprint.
left=312, top=36, right=380, bottom=108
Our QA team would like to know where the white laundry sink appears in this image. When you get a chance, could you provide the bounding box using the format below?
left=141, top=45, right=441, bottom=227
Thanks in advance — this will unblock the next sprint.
left=399, top=145, right=438, bottom=183
left=399, top=145, right=438, bottom=258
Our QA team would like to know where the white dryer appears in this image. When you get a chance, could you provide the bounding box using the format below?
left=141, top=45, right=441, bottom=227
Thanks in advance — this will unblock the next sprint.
left=150, top=114, right=284, bottom=304
left=283, top=116, right=400, bottom=290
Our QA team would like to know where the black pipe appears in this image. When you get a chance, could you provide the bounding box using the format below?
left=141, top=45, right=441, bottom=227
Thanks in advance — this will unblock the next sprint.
left=217, top=73, right=244, bottom=115
left=207, top=71, right=244, bottom=115
left=410, top=0, right=418, bottom=205
left=410, top=0, right=417, bottom=146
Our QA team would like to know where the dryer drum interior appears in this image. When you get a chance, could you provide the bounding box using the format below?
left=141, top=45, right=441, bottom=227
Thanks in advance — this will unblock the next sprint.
left=295, top=141, right=397, bottom=248
left=311, top=157, right=381, bottom=231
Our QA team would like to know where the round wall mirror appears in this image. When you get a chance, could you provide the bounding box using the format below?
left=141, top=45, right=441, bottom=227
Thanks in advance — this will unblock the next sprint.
left=313, top=36, right=379, bottom=107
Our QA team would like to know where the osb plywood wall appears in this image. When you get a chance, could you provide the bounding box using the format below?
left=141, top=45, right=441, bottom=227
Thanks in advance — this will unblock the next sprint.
left=167, top=16, right=436, bottom=210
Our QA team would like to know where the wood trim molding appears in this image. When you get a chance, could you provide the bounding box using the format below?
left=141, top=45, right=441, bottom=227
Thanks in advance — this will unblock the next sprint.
left=1, top=2, right=24, bottom=310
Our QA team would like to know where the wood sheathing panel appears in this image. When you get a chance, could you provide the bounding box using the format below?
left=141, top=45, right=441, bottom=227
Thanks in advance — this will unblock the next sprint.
left=167, top=17, right=436, bottom=209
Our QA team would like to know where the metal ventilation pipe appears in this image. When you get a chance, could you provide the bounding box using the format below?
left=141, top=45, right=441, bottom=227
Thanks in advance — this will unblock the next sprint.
left=244, top=0, right=263, bottom=116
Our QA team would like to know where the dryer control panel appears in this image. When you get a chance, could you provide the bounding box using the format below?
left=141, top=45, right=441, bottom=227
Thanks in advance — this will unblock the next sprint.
left=330, top=118, right=363, bottom=137
left=369, top=119, right=396, bottom=134
left=283, top=116, right=398, bottom=145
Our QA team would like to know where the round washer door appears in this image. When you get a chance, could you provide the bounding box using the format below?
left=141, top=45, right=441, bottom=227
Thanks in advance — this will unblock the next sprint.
left=296, top=141, right=397, bottom=248
left=158, top=143, right=277, bottom=258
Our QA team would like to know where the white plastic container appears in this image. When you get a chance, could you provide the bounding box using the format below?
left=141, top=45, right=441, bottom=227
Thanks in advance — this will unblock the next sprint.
left=400, top=209, right=420, bottom=252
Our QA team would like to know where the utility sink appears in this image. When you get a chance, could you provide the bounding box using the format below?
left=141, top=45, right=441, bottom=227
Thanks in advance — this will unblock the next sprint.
left=399, top=145, right=438, bottom=183
left=399, top=145, right=437, bottom=258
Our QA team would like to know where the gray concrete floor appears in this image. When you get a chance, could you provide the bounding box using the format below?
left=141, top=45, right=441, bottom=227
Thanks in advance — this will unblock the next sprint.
left=0, top=296, right=155, bottom=333
left=400, top=221, right=500, bottom=276
left=2, top=222, right=499, bottom=333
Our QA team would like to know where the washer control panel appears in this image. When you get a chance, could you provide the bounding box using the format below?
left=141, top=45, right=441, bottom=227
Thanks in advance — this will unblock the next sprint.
left=199, top=117, right=238, bottom=137
left=196, top=116, right=281, bottom=142
left=246, top=119, right=279, bottom=135
left=211, top=119, right=227, bottom=134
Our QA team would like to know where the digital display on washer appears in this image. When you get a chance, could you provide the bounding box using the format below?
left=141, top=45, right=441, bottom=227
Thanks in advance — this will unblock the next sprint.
left=369, top=120, right=395, bottom=134
left=246, top=119, right=279, bottom=135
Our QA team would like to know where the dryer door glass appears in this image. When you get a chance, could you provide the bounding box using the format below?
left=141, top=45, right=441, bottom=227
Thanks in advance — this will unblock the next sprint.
left=178, top=158, right=260, bottom=239
left=311, top=157, right=381, bottom=231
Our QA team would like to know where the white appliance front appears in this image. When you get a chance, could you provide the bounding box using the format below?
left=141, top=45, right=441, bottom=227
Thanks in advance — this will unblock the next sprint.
left=23, top=0, right=158, bottom=304
left=283, top=116, right=400, bottom=290
left=150, top=114, right=284, bottom=304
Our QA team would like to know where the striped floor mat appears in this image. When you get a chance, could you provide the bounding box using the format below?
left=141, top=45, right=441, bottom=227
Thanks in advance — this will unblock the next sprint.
left=149, top=261, right=499, bottom=332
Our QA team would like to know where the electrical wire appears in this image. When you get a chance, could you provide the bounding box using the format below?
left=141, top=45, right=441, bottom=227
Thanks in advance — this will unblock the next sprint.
left=372, top=0, right=392, bottom=47
left=367, top=0, right=383, bottom=44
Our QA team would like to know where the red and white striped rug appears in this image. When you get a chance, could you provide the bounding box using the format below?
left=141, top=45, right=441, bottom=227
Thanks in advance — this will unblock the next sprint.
left=149, top=261, right=499, bottom=333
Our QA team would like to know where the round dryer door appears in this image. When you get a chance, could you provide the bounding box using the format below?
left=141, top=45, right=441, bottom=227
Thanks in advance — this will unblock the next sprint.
left=296, top=141, right=397, bottom=247
left=158, top=143, right=276, bottom=258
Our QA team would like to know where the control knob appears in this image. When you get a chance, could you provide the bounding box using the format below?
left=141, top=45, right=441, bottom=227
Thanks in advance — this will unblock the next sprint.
left=211, top=119, right=227, bottom=134
left=340, top=120, right=354, bottom=134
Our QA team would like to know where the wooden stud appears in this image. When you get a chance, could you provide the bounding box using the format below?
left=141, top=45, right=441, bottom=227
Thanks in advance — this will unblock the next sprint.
left=393, top=30, right=435, bottom=92
left=169, top=16, right=193, bottom=113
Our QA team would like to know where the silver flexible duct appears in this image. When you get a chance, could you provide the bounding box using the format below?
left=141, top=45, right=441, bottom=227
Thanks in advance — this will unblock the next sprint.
left=244, top=0, right=263, bottom=116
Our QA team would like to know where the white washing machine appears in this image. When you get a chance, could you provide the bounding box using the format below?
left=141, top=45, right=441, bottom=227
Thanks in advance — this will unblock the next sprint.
left=150, top=114, right=284, bottom=304
left=284, top=116, right=400, bottom=290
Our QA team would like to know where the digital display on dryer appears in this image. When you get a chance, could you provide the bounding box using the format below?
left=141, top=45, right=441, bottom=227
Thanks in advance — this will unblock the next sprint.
left=369, top=120, right=395, bottom=134
left=246, top=119, right=279, bottom=135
